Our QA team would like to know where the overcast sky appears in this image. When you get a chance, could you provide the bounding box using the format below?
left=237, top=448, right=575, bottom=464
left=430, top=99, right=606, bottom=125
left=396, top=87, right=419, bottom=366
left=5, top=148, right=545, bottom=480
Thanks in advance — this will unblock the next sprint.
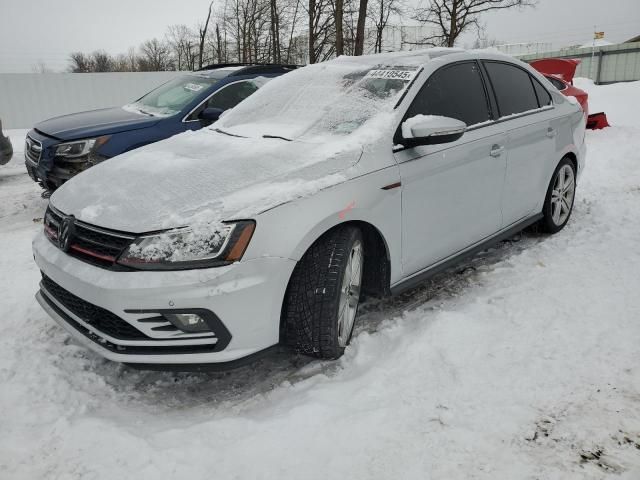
left=0, top=0, right=638, bottom=73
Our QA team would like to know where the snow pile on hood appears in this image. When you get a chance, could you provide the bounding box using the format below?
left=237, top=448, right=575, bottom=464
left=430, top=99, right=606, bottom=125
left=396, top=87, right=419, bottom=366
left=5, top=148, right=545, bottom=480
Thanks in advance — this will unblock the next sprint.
left=50, top=127, right=364, bottom=233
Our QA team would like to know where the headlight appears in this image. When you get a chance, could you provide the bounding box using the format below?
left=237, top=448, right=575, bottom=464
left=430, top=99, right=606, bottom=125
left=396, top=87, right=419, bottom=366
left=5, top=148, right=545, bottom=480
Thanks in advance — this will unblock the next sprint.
left=117, top=220, right=255, bottom=270
left=55, top=136, right=110, bottom=158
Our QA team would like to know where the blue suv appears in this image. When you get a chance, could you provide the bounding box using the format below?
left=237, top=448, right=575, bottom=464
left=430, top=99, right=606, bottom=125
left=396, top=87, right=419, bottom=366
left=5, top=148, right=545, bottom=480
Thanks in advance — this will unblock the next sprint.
left=25, top=64, right=296, bottom=191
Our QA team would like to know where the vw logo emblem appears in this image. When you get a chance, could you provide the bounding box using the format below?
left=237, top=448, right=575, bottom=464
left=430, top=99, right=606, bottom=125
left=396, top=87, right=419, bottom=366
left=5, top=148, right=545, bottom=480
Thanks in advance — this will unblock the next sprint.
left=58, top=215, right=75, bottom=252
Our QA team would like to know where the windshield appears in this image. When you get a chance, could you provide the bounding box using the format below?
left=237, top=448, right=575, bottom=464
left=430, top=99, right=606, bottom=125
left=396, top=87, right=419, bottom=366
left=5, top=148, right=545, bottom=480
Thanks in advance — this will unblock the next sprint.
left=218, top=62, right=420, bottom=139
left=126, top=74, right=222, bottom=117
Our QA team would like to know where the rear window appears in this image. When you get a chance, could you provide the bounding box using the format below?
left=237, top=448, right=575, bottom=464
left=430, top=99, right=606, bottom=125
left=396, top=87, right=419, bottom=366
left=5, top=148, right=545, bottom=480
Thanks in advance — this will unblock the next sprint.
left=484, top=62, right=540, bottom=117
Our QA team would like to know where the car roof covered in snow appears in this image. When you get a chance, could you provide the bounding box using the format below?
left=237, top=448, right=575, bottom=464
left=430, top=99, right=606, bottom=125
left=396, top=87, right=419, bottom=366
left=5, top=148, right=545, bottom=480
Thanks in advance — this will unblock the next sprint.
left=330, top=47, right=522, bottom=68
left=193, top=64, right=299, bottom=79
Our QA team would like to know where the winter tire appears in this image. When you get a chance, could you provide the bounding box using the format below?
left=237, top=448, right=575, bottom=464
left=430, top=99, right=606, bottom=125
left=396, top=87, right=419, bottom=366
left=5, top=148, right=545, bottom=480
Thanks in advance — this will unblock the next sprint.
left=283, top=226, right=364, bottom=359
left=539, top=157, right=576, bottom=233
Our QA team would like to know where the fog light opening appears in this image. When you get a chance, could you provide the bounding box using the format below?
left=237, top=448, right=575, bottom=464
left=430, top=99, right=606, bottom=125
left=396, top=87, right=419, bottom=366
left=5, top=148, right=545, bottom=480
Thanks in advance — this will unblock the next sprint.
left=164, top=313, right=211, bottom=333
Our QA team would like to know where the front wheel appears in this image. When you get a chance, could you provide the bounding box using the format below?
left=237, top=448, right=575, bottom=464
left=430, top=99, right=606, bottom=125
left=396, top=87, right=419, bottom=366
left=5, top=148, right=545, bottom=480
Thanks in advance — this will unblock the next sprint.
left=539, top=158, right=576, bottom=233
left=283, top=226, right=364, bottom=359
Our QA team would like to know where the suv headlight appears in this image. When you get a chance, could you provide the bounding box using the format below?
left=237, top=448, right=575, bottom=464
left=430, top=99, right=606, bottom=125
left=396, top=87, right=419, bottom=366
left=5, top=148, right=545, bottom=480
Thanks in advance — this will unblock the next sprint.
left=55, top=136, right=110, bottom=159
left=117, top=220, right=255, bottom=270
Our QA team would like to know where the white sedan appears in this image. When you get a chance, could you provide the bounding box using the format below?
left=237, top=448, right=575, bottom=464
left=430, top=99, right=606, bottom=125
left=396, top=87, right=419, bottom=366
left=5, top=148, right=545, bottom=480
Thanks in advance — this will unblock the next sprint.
left=33, top=48, right=586, bottom=368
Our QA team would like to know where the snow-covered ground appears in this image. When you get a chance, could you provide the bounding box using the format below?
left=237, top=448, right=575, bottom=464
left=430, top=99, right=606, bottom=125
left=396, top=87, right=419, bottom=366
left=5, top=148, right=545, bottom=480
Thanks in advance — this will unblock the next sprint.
left=1, top=81, right=639, bottom=479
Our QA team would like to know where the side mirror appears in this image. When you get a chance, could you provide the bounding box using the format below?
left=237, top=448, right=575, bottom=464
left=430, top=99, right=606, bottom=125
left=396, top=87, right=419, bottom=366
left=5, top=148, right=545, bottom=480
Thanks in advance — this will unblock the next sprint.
left=401, top=115, right=466, bottom=147
left=198, top=107, right=225, bottom=125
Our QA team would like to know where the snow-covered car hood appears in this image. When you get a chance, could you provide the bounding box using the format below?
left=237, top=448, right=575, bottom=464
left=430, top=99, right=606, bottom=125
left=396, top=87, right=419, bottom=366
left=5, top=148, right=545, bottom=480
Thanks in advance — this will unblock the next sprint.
left=34, top=107, right=160, bottom=141
left=49, top=128, right=363, bottom=233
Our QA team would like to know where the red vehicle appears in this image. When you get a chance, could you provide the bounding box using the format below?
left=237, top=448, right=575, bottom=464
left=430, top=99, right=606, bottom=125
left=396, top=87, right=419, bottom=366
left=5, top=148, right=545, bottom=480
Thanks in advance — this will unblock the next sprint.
left=531, top=58, right=609, bottom=129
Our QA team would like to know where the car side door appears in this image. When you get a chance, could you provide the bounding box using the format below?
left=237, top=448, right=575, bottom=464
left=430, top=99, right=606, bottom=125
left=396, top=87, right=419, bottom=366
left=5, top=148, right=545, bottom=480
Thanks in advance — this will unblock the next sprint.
left=481, top=61, right=557, bottom=225
left=394, top=61, right=507, bottom=277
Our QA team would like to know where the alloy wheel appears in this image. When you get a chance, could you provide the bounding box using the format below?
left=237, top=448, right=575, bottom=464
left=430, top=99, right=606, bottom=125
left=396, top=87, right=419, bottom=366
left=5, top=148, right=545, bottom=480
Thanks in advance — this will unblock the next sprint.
left=337, top=240, right=363, bottom=347
left=550, top=164, right=575, bottom=226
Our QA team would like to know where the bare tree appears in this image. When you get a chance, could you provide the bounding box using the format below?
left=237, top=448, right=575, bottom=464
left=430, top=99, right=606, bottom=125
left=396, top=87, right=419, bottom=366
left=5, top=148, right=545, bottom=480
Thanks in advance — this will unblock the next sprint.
left=31, top=60, right=52, bottom=74
left=215, top=23, right=224, bottom=62
left=308, top=0, right=335, bottom=63
left=167, top=24, right=196, bottom=70
left=334, top=0, right=344, bottom=56
left=472, top=26, right=503, bottom=49
left=127, top=47, right=138, bottom=71
left=198, top=2, right=214, bottom=68
left=139, top=38, right=172, bottom=71
left=92, top=50, right=114, bottom=72
left=286, top=0, right=302, bottom=62
left=414, top=0, right=536, bottom=48
left=112, top=53, right=133, bottom=71
left=353, top=0, right=369, bottom=55
left=269, top=0, right=282, bottom=62
left=69, top=52, right=94, bottom=72
left=369, top=0, right=403, bottom=53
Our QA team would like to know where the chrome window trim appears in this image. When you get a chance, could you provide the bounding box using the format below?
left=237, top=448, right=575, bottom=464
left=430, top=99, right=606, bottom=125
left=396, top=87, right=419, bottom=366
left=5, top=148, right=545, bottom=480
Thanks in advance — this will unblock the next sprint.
left=181, top=79, right=258, bottom=124
left=466, top=104, right=556, bottom=132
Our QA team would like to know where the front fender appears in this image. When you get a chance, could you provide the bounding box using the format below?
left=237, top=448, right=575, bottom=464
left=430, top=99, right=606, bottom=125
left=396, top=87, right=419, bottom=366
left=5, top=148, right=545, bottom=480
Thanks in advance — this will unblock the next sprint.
left=245, top=165, right=404, bottom=285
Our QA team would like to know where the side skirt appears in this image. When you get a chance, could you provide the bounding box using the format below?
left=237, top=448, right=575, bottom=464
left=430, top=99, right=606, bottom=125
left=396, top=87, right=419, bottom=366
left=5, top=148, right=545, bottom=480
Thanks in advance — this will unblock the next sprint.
left=390, top=213, right=543, bottom=296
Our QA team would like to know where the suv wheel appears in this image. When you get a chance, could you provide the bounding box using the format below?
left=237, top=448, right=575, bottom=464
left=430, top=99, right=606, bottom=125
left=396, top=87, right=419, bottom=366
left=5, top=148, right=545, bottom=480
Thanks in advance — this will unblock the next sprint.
left=540, top=158, right=576, bottom=233
left=283, top=226, right=364, bottom=359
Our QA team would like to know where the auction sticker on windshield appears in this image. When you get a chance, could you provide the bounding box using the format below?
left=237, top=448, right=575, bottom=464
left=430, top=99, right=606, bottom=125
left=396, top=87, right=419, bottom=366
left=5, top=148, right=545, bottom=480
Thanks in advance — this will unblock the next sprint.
left=184, top=83, right=205, bottom=92
left=365, top=67, right=419, bottom=81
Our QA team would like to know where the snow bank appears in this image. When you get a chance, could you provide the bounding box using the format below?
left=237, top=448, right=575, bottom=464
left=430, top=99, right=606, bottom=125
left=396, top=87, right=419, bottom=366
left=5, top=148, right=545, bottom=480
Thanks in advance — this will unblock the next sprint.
left=575, top=78, right=639, bottom=127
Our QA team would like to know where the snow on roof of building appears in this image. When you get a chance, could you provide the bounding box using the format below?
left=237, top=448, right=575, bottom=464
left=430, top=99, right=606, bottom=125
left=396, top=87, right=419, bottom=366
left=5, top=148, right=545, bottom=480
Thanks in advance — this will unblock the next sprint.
left=578, top=39, right=615, bottom=49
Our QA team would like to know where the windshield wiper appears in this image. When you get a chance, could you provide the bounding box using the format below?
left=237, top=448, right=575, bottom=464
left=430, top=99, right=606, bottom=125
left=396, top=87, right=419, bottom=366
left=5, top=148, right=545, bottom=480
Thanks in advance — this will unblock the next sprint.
left=262, top=134, right=292, bottom=142
left=214, top=128, right=247, bottom=138
left=138, top=108, right=155, bottom=117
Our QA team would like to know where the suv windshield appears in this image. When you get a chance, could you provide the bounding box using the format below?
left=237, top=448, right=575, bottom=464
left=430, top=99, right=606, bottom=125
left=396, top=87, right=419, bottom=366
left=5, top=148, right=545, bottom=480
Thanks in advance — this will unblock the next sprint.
left=218, top=62, right=420, bottom=139
left=126, top=73, right=224, bottom=117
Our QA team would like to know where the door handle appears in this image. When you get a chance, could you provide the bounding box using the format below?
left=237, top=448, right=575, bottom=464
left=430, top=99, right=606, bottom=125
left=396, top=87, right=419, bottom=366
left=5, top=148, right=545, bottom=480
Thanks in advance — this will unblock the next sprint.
left=546, top=127, right=557, bottom=138
left=490, top=145, right=505, bottom=157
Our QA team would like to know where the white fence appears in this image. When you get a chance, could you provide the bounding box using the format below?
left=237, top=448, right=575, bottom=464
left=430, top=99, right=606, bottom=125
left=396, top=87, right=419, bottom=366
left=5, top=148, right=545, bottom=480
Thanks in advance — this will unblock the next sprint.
left=518, top=42, right=640, bottom=84
left=0, top=71, right=184, bottom=129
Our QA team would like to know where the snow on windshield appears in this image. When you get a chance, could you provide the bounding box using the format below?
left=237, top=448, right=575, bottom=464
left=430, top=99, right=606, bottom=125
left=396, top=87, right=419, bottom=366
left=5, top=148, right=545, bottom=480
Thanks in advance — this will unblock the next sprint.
left=218, top=62, right=420, bottom=140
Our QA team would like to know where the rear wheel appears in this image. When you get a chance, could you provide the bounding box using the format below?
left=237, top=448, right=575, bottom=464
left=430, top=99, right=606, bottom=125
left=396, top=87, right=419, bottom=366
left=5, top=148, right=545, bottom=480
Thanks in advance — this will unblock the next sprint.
left=539, top=158, right=576, bottom=233
left=283, top=226, right=364, bottom=359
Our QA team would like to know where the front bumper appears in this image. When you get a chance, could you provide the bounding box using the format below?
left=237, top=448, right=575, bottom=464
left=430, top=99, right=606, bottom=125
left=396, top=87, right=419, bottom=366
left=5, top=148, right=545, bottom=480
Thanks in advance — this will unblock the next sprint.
left=33, top=232, right=296, bottom=365
left=26, top=156, right=86, bottom=189
left=24, top=129, right=97, bottom=189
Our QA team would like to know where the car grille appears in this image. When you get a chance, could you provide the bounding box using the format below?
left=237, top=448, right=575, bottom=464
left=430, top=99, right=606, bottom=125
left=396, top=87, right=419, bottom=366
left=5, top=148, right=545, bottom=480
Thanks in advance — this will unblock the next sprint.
left=45, top=206, right=134, bottom=268
left=25, top=135, right=42, bottom=164
left=41, top=274, right=147, bottom=340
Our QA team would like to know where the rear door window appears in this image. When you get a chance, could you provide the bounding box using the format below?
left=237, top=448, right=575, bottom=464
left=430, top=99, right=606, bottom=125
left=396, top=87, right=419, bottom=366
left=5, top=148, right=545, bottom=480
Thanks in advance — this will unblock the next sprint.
left=546, top=76, right=567, bottom=91
left=483, top=62, right=540, bottom=117
left=405, top=61, right=491, bottom=127
left=531, top=77, right=552, bottom=107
